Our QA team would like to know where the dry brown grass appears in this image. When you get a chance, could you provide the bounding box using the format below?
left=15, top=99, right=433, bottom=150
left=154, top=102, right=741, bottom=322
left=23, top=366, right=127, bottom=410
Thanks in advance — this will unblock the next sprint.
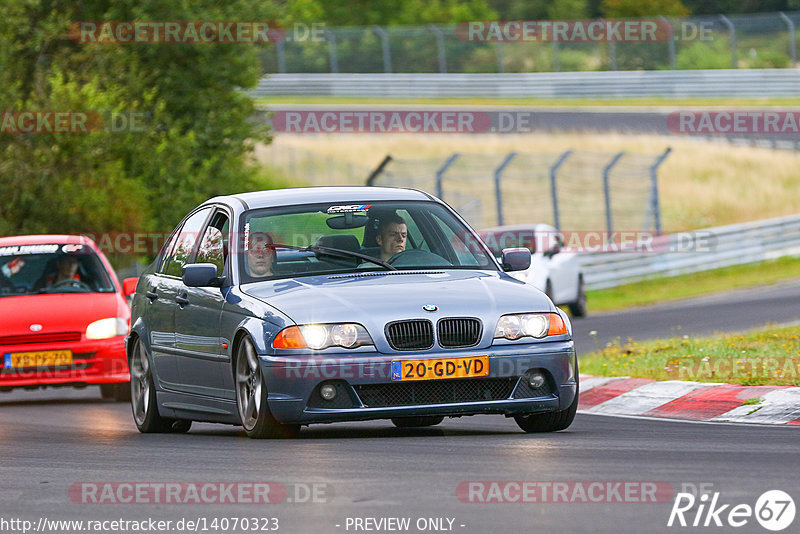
left=254, top=132, right=800, bottom=232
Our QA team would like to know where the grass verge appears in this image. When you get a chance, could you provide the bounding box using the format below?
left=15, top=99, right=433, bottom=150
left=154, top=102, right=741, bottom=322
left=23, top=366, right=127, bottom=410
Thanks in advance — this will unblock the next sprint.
left=587, top=256, right=800, bottom=313
left=580, top=325, right=800, bottom=386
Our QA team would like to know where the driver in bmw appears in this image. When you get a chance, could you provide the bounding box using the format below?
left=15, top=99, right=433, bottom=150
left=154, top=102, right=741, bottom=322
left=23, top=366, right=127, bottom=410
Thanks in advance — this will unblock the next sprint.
left=376, top=215, right=407, bottom=261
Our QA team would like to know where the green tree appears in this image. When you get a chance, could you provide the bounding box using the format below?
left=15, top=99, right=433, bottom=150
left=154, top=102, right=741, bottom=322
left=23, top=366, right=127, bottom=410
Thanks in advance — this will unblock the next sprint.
left=547, top=0, right=590, bottom=20
left=283, top=0, right=497, bottom=26
left=1, top=0, right=279, bottom=243
left=600, top=0, right=689, bottom=17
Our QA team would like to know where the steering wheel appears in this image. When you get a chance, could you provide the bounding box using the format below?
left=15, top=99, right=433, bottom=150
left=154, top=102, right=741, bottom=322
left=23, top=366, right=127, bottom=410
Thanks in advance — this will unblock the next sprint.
left=387, top=249, right=452, bottom=267
left=51, top=279, right=92, bottom=291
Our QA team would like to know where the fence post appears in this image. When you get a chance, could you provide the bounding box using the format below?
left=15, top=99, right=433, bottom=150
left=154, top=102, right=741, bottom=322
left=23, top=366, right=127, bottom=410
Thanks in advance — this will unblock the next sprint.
left=366, top=155, right=393, bottom=186
left=649, top=148, right=671, bottom=234
left=609, top=40, right=617, bottom=70
left=719, top=15, right=737, bottom=69
left=496, top=41, right=505, bottom=73
left=552, top=42, right=560, bottom=72
left=493, top=152, right=516, bottom=226
left=372, top=25, right=392, bottom=73
left=324, top=29, right=339, bottom=73
left=428, top=24, right=447, bottom=73
left=779, top=12, right=797, bottom=68
left=276, top=40, right=286, bottom=73
left=602, top=152, right=625, bottom=234
left=435, top=153, right=460, bottom=200
left=660, top=16, right=676, bottom=69
left=549, top=150, right=572, bottom=230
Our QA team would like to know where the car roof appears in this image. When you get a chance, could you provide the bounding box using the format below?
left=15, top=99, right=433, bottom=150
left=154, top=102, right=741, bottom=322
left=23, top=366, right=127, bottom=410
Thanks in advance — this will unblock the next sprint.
left=204, top=186, right=435, bottom=210
left=0, top=234, right=95, bottom=247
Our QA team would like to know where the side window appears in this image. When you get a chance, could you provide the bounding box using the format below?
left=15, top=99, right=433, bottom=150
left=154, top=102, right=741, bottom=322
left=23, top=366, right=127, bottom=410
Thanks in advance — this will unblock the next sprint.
left=163, top=208, right=212, bottom=277
left=158, top=228, right=182, bottom=274
left=196, top=212, right=229, bottom=276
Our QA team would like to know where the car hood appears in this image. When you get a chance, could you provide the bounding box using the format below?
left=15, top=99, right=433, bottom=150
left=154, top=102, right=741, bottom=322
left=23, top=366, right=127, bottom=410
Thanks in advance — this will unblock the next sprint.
left=0, top=292, right=122, bottom=338
left=241, top=270, right=553, bottom=326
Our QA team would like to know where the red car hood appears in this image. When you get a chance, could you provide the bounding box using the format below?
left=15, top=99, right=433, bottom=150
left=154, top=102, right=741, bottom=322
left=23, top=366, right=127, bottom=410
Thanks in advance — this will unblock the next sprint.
left=0, top=292, right=123, bottom=338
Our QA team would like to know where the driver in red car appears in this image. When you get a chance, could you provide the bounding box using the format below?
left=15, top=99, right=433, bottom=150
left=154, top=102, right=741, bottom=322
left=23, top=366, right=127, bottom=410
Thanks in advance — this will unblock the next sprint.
left=376, top=215, right=407, bottom=261
left=42, top=255, right=82, bottom=287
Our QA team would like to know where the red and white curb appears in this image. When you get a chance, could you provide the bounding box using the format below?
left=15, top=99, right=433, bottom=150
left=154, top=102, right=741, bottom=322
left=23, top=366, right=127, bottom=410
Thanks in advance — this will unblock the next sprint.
left=578, top=375, right=800, bottom=425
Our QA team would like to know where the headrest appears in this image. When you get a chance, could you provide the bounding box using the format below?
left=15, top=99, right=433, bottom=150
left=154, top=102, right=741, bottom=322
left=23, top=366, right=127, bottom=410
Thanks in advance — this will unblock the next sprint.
left=315, top=234, right=360, bottom=253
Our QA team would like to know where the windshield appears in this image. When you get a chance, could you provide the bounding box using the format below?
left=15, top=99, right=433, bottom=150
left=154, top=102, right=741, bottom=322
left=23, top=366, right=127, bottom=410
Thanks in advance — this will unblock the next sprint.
left=0, top=243, right=116, bottom=296
left=238, top=200, right=497, bottom=282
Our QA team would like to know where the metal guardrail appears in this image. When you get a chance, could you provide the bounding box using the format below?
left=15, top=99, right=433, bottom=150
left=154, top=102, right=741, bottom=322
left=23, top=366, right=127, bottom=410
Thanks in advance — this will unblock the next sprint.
left=581, top=213, right=800, bottom=290
left=252, top=69, right=800, bottom=99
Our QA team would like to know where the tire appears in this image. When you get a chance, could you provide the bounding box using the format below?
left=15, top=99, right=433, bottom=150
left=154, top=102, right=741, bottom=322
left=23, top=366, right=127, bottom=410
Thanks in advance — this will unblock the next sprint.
left=391, top=416, right=444, bottom=428
left=514, top=374, right=579, bottom=433
left=100, top=383, right=131, bottom=402
left=568, top=276, right=588, bottom=318
left=235, top=337, right=300, bottom=439
left=130, top=337, right=182, bottom=433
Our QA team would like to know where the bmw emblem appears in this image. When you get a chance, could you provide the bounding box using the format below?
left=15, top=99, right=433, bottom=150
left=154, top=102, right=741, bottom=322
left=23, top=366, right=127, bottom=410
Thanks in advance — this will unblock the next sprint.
left=422, top=304, right=438, bottom=312
left=29, top=324, right=43, bottom=332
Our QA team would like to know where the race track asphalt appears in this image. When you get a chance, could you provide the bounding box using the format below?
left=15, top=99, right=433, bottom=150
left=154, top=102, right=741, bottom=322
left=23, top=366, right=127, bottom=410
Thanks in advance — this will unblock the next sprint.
left=2, top=284, right=799, bottom=533
left=1, top=387, right=798, bottom=534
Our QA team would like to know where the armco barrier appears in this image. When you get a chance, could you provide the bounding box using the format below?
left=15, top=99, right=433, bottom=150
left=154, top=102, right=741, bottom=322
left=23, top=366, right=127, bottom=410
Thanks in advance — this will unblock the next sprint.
left=252, top=70, right=800, bottom=99
left=582, top=213, right=800, bottom=290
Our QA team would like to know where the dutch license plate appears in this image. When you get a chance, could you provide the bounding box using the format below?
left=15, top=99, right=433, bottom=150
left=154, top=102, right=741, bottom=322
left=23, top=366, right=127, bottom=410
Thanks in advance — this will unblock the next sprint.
left=3, top=350, right=73, bottom=369
left=391, top=355, right=489, bottom=381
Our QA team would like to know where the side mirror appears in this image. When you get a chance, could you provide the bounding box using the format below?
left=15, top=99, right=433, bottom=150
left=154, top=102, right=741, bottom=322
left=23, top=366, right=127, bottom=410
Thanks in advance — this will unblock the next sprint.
left=182, top=263, right=223, bottom=287
left=122, top=277, right=139, bottom=297
left=501, top=247, right=531, bottom=272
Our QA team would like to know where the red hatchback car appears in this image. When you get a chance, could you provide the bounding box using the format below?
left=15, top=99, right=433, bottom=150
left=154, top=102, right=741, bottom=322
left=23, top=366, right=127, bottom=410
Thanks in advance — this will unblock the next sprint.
left=0, top=235, right=135, bottom=400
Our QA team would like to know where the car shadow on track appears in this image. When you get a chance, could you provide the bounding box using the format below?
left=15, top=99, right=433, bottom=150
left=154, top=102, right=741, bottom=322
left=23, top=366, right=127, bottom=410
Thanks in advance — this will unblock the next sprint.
left=184, top=421, right=530, bottom=440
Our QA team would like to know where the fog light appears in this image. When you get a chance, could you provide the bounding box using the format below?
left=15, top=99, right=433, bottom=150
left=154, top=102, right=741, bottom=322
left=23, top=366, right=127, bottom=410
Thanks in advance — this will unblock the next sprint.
left=319, top=383, right=337, bottom=401
left=528, top=373, right=545, bottom=388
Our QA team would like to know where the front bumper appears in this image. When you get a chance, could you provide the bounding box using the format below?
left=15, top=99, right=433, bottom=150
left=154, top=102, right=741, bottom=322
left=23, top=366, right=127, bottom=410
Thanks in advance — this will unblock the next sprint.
left=260, top=341, right=577, bottom=424
left=0, top=337, right=129, bottom=389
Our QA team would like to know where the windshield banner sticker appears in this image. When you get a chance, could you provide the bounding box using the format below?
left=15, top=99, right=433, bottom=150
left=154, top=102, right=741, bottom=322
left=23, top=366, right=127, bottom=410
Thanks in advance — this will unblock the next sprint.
left=326, top=204, right=372, bottom=214
left=0, top=244, right=60, bottom=256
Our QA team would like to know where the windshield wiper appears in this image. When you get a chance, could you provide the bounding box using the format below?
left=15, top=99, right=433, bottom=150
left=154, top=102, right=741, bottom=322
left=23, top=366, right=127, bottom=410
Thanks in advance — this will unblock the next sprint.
left=269, top=243, right=397, bottom=271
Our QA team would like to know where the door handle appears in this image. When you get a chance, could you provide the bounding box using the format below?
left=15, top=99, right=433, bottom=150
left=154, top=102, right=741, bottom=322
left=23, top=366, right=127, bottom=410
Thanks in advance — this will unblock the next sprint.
left=175, top=295, right=190, bottom=307
left=145, top=290, right=158, bottom=301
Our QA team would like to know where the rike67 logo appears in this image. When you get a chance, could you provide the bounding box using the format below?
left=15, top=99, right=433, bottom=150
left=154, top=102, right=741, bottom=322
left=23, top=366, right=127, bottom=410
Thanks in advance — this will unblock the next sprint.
left=668, top=488, right=795, bottom=531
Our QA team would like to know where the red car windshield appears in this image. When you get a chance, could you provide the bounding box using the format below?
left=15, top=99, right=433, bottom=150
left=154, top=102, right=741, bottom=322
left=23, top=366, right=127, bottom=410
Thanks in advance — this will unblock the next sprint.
left=0, top=243, right=115, bottom=296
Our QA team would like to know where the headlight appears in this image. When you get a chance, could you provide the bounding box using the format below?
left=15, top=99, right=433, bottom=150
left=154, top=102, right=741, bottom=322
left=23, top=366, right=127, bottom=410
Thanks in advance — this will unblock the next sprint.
left=273, top=323, right=373, bottom=350
left=86, top=318, right=128, bottom=340
left=494, top=313, right=567, bottom=341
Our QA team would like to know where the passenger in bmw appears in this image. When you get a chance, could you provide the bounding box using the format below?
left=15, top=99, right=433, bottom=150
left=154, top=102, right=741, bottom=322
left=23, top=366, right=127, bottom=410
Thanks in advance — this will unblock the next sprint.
left=375, top=214, right=408, bottom=261
left=246, top=232, right=275, bottom=278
